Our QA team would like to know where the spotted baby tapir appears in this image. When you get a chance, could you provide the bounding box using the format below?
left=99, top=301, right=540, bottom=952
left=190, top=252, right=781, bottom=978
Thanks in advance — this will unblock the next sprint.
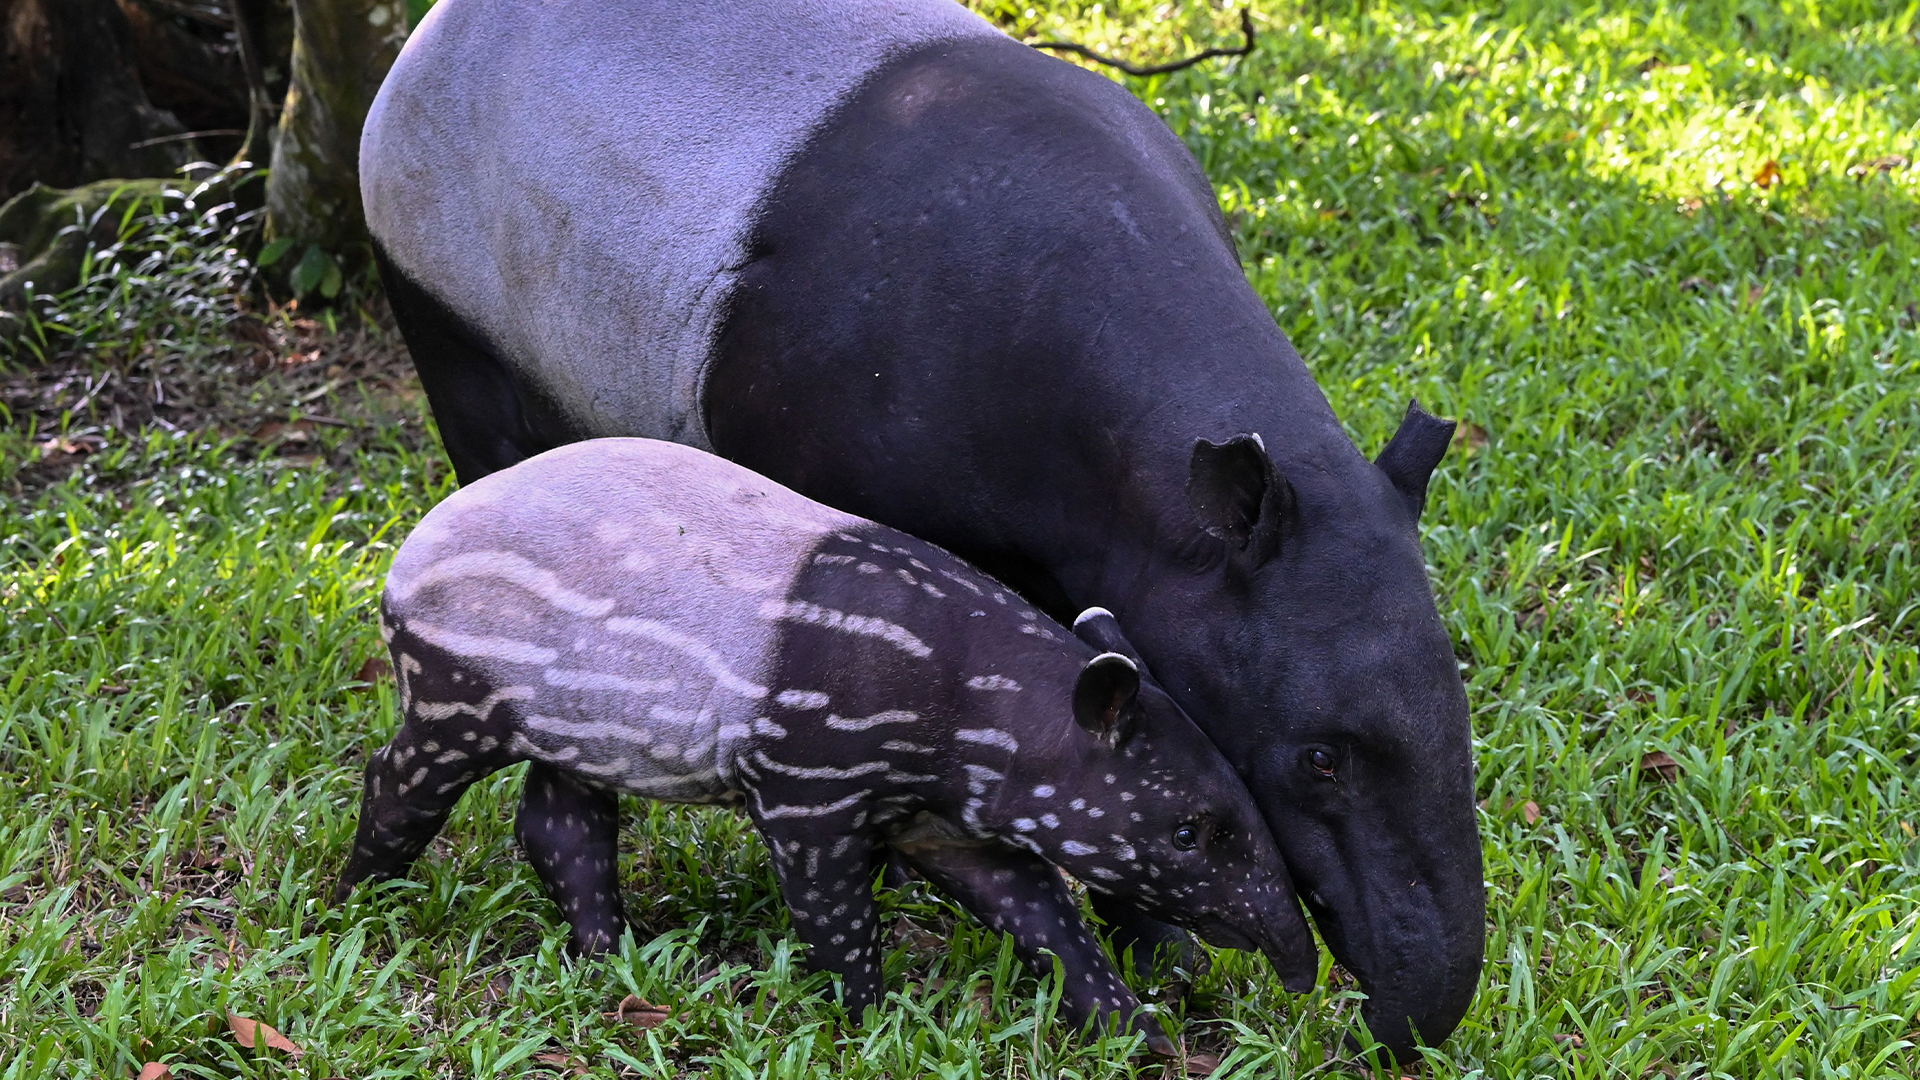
left=336, top=438, right=1317, bottom=1049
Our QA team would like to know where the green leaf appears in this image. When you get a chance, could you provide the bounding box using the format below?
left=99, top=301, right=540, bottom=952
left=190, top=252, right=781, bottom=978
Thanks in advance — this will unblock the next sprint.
left=319, top=260, right=343, bottom=299
left=256, top=237, right=295, bottom=268
left=290, top=244, right=329, bottom=296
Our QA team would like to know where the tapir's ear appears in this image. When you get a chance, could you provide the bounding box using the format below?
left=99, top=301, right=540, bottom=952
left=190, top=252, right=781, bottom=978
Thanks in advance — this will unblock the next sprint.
left=1188, top=433, right=1291, bottom=565
left=1071, top=607, right=1145, bottom=665
left=1373, top=399, right=1456, bottom=521
left=1073, top=652, right=1143, bottom=747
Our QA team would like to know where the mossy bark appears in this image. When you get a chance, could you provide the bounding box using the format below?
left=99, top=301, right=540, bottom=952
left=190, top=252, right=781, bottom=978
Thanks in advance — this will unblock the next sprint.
left=263, top=0, right=407, bottom=268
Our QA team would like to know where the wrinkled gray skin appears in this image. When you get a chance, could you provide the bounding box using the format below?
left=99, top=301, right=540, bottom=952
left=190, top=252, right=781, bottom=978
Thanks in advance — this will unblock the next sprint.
left=360, top=0, right=1485, bottom=1057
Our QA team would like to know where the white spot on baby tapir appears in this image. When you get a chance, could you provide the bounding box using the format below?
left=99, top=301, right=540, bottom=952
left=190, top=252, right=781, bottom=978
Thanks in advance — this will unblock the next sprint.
left=759, top=599, right=933, bottom=658
left=775, top=689, right=831, bottom=710
left=603, top=616, right=769, bottom=697
left=823, top=709, right=918, bottom=731
left=1032, top=784, right=1056, bottom=799
left=413, top=685, right=535, bottom=723
left=962, top=764, right=1004, bottom=794
left=1040, top=814, right=1061, bottom=829
left=1112, top=841, right=1137, bottom=861
left=409, top=621, right=558, bottom=665
left=752, top=718, right=788, bottom=738
left=1069, top=798, right=1085, bottom=810
left=857, top=562, right=882, bottom=575
left=753, top=789, right=872, bottom=819
left=1059, top=840, right=1099, bottom=857
left=812, top=553, right=857, bottom=566
left=543, top=667, right=678, bottom=695
left=879, top=740, right=933, bottom=754
left=966, top=674, right=1021, bottom=692
left=750, top=753, right=891, bottom=781
left=1086, top=808, right=1105, bottom=818
left=388, top=550, right=618, bottom=618
left=1119, top=791, right=1135, bottom=802
left=955, top=729, right=1018, bottom=752
left=1013, top=818, right=1039, bottom=833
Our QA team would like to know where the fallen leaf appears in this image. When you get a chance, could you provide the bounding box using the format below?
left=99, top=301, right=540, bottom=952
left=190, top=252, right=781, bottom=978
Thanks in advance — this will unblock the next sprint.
left=226, top=1013, right=302, bottom=1056
left=532, top=1051, right=587, bottom=1076
left=1639, top=750, right=1683, bottom=784
left=1452, top=421, right=1489, bottom=455
left=99, top=683, right=130, bottom=695
left=1522, top=800, right=1542, bottom=824
left=1182, top=1050, right=1223, bottom=1075
left=136, top=1065, right=172, bottom=1080
left=1752, top=159, right=1782, bottom=189
left=1678, top=276, right=1711, bottom=293
left=484, top=974, right=512, bottom=1003
left=1553, top=1033, right=1584, bottom=1048
left=355, top=656, right=393, bottom=684
left=604, top=993, right=671, bottom=1031
left=890, top=917, right=945, bottom=954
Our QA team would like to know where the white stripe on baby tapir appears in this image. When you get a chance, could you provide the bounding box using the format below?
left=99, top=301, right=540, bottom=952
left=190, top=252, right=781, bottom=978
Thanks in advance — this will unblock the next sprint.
left=363, top=0, right=1004, bottom=447
left=758, top=600, right=934, bottom=658
left=966, top=674, right=1022, bottom=691
left=383, top=439, right=862, bottom=799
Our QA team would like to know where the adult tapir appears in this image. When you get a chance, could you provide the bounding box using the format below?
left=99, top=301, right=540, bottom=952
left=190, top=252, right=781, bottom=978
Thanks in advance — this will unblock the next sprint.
left=361, top=0, right=1483, bottom=1057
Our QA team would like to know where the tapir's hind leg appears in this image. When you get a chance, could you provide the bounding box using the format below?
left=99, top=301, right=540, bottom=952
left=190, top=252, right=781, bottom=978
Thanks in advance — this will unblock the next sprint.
left=335, top=720, right=508, bottom=902
left=898, top=843, right=1174, bottom=1056
left=374, top=243, right=574, bottom=485
left=515, top=764, right=629, bottom=956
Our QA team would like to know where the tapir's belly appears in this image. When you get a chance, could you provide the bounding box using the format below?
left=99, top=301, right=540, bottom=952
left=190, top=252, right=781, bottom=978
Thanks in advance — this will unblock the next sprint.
left=383, top=440, right=862, bottom=801
left=361, top=0, right=1003, bottom=446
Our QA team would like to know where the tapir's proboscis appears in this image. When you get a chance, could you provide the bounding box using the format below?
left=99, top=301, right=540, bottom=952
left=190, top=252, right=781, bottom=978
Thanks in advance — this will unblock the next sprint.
left=363, top=0, right=1484, bottom=1056
left=334, top=439, right=1318, bottom=1051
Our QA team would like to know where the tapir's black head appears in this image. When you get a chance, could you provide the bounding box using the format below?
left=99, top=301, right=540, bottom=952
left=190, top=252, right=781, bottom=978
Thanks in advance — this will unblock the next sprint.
left=1172, top=401, right=1485, bottom=1061
left=994, top=611, right=1319, bottom=991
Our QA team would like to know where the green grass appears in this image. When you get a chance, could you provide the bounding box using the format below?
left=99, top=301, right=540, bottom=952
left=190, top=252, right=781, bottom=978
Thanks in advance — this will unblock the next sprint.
left=6, top=0, right=1920, bottom=1075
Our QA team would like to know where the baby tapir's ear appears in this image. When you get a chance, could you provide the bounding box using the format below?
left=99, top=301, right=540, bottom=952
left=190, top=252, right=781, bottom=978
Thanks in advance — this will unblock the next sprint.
left=1073, top=652, right=1143, bottom=747
left=1071, top=607, right=1145, bottom=666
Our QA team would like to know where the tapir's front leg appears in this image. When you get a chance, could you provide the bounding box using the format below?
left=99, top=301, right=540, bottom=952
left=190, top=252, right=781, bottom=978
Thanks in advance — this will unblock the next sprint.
left=751, top=803, right=884, bottom=1016
left=897, top=842, right=1174, bottom=1056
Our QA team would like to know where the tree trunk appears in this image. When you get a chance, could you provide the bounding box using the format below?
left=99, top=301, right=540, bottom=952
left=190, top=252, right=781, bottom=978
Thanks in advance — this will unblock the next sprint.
left=0, top=0, right=203, bottom=199
left=263, top=0, right=407, bottom=290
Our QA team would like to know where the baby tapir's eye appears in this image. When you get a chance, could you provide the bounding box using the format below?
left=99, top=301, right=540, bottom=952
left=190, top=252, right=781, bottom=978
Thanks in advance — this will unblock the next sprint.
left=1306, top=747, right=1337, bottom=777
left=1172, top=824, right=1200, bottom=850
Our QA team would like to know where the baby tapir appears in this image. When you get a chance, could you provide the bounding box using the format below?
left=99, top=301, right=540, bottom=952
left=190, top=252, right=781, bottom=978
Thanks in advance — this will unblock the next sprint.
left=336, top=438, right=1316, bottom=1048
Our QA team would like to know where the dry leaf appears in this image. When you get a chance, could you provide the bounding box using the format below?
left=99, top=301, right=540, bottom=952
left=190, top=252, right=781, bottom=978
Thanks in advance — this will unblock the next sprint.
left=1554, top=1033, right=1585, bottom=1048
left=1752, top=159, right=1782, bottom=189
left=136, top=1064, right=172, bottom=1080
left=1522, top=800, right=1542, bottom=825
left=1451, top=421, right=1489, bottom=455
left=604, top=993, right=672, bottom=1031
left=226, top=1012, right=303, bottom=1056
left=1639, top=750, right=1683, bottom=784
left=532, top=1051, right=587, bottom=1076
left=355, top=655, right=393, bottom=684
left=1182, top=1050, right=1223, bottom=1075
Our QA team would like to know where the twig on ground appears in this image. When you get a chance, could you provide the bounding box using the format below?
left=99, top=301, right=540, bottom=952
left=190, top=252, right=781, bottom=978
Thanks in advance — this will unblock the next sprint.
left=1030, top=9, right=1256, bottom=77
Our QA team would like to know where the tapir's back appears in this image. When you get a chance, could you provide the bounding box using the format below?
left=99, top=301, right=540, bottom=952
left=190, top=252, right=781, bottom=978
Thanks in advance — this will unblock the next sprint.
left=385, top=439, right=862, bottom=799
left=362, top=0, right=1005, bottom=447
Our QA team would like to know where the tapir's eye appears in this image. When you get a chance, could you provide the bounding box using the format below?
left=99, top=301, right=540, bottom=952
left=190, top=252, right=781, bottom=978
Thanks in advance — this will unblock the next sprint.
left=1306, top=747, right=1337, bottom=777
left=1172, top=824, right=1200, bottom=850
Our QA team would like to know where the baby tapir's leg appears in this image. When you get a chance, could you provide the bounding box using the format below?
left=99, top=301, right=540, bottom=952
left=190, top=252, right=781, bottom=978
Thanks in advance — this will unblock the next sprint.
left=515, top=763, right=628, bottom=955
left=898, top=842, right=1175, bottom=1056
left=335, top=714, right=513, bottom=901
left=752, top=811, right=884, bottom=1016
left=335, top=639, right=523, bottom=902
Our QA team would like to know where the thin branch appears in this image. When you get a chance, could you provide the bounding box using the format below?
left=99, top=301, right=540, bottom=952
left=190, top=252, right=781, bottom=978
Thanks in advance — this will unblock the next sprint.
left=128, top=129, right=246, bottom=150
left=1030, top=8, right=1256, bottom=77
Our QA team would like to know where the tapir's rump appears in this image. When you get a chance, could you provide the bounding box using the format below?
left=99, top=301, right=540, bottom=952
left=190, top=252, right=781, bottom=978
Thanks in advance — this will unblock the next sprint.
left=364, top=0, right=1003, bottom=447
left=383, top=440, right=862, bottom=801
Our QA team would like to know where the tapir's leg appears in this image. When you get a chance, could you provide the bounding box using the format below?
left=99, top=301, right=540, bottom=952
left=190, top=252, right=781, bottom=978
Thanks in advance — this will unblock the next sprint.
left=375, top=243, right=568, bottom=484
left=335, top=720, right=506, bottom=901
left=514, top=763, right=629, bottom=956
left=899, top=843, right=1175, bottom=1056
left=754, top=816, right=885, bottom=1016
left=1089, top=893, right=1208, bottom=982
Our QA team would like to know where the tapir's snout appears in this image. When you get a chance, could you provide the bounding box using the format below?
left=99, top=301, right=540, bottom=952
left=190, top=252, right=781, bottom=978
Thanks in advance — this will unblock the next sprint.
left=1190, top=874, right=1319, bottom=993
